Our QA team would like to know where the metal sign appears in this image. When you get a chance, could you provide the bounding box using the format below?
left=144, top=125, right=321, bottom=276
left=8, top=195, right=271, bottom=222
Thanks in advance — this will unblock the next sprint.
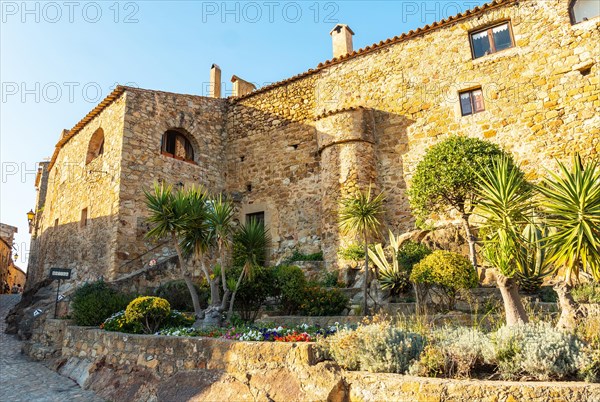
left=49, top=268, right=72, bottom=280
left=33, top=309, right=43, bottom=317
left=57, top=294, right=65, bottom=301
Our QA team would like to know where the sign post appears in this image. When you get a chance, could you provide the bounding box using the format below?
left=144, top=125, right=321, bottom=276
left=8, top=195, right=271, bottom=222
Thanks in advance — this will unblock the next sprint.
left=49, top=268, right=72, bottom=319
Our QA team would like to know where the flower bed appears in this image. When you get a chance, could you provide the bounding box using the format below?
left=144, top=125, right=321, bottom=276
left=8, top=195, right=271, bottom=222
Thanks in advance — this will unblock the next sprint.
left=157, top=322, right=342, bottom=342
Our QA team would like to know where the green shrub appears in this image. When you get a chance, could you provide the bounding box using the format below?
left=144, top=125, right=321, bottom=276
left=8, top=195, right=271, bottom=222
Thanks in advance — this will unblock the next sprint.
left=283, top=250, right=323, bottom=264
left=299, top=285, right=349, bottom=316
left=164, top=310, right=195, bottom=328
left=485, top=322, right=586, bottom=381
left=273, top=265, right=307, bottom=315
left=325, top=322, right=425, bottom=373
left=572, top=283, right=600, bottom=304
left=71, top=281, right=134, bottom=326
left=229, top=265, right=277, bottom=322
left=397, top=240, right=432, bottom=273
left=320, top=270, right=344, bottom=288
left=538, top=286, right=558, bottom=303
left=410, top=250, right=478, bottom=310
left=154, top=280, right=209, bottom=311
left=337, top=243, right=366, bottom=261
left=125, top=296, right=171, bottom=334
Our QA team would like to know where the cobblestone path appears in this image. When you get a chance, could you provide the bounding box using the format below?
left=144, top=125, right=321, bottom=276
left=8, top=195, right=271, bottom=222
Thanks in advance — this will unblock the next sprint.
left=0, top=294, right=105, bottom=402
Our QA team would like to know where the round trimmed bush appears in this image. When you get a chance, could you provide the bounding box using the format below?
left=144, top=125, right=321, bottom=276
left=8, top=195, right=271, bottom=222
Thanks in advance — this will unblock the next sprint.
left=125, top=296, right=171, bottom=334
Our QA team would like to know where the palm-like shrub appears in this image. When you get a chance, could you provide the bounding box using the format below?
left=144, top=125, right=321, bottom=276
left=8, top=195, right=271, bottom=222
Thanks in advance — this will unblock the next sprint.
left=228, top=218, right=271, bottom=320
left=515, top=222, right=554, bottom=292
left=339, top=186, right=386, bottom=315
left=475, top=156, right=534, bottom=325
left=538, top=154, right=600, bottom=330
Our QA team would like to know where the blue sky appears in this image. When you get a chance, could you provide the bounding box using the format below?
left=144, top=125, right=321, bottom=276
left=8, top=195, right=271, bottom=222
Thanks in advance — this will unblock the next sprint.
left=0, top=0, right=488, bottom=269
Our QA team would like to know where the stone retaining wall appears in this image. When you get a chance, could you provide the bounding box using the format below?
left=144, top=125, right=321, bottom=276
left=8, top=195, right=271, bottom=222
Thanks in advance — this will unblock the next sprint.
left=36, top=323, right=600, bottom=401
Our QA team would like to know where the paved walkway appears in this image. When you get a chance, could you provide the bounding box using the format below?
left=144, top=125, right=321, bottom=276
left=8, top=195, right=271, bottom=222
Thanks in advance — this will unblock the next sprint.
left=0, top=294, right=105, bottom=402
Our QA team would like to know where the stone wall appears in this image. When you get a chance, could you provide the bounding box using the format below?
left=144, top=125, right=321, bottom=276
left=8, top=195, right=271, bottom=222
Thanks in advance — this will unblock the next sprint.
left=46, top=324, right=600, bottom=402
left=114, top=88, right=228, bottom=278
left=30, top=94, right=127, bottom=284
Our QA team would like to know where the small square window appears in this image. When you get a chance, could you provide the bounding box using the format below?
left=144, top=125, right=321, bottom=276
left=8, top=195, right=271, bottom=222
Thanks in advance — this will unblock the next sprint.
left=460, top=88, right=485, bottom=116
left=470, top=22, right=514, bottom=59
left=246, top=211, right=265, bottom=225
left=80, top=208, right=88, bottom=228
left=54, top=218, right=59, bottom=228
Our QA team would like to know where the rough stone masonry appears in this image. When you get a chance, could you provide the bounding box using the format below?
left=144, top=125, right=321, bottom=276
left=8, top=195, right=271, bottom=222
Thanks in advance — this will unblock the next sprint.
left=26, top=0, right=599, bottom=292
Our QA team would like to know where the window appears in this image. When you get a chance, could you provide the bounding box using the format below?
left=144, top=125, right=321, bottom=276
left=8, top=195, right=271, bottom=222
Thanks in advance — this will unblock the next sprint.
left=161, top=130, right=195, bottom=162
left=246, top=211, right=265, bottom=225
left=460, top=88, right=485, bottom=116
left=570, top=0, right=599, bottom=24
left=80, top=208, right=88, bottom=228
left=86, top=128, right=105, bottom=164
left=470, top=22, right=514, bottom=59
left=54, top=218, right=59, bottom=228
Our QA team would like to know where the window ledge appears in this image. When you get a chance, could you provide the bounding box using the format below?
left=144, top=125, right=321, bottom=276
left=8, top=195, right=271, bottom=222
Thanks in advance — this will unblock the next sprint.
left=570, top=17, right=600, bottom=29
left=160, top=151, right=197, bottom=165
left=471, top=46, right=520, bottom=66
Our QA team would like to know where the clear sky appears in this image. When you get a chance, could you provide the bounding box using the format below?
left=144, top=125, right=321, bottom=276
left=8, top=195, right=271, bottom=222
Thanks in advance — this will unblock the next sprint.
left=0, top=0, right=488, bottom=270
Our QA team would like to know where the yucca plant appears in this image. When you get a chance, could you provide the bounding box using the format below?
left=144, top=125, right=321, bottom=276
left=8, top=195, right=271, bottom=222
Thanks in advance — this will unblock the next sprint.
left=227, top=218, right=271, bottom=320
left=339, top=186, right=386, bottom=315
left=145, top=182, right=205, bottom=319
left=475, top=156, right=533, bottom=325
left=206, top=193, right=236, bottom=311
left=369, top=231, right=410, bottom=299
left=514, top=221, right=555, bottom=293
left=538, top=154, right=600, bottom=330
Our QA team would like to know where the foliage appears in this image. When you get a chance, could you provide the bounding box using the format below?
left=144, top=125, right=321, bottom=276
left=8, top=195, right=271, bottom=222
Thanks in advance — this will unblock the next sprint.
left=397, top=240, right=432, bottom=273
left=298, top=285, right=349, bottom=316
left=320, top=270, right=344, bottom=288
left=571, top=282, right=600, bottom=304
left=538, top=286, right=558, bottom=303
left=101, top=310, right=143, bottom=334
left=124, top=296, right=171, bottom=334
left=409, top=326, right=492, bottom=378
left=369, top=231, right=410, bottom=296
left=485, top=322, right=587, bottom=381
left=232, top=218, right=271, bottom=269
left=282, top=250, right=323, bottom=264
left=273, top=265, right=307, bottom=315
left=228, top=265, right=277, bottom=322
left=324, top=321, right=425, bottom=373
left=410, top=250, right=478, bottom=309
left=71, top=281, right=134, bottom=326
left=337, top=243, right=375, bottom=261
left=408, top=136, right=511, bottom=221
left=154, top=280, right=209, bottom=311
left=538, top=154, right=600, bottom=283
left=515, top=222, right=555, bottom=292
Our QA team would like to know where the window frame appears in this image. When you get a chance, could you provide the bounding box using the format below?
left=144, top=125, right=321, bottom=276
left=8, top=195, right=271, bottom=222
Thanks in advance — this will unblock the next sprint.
left=469, top=21, right=515, bottom=59
left=246, top=211, right=265, bottom=225
left=569, top=0, right=600, bottom=24
left=160, top=130, right=196, bottom=164
left=459, top=88, right=485, bottom=116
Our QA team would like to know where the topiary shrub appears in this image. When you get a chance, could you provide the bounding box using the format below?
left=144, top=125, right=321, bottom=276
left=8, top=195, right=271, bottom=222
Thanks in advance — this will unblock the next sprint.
left=324, top=321, right=425, bottom=373
left=124, top=296, right=171, bottom=334
left=273, top=265, right=307, bottom=315
left=397, top=240, right=432, bottom=274
left=410, top=250, right=478, bottom=310
left=299, top=285, right=349, bottom=316
left=71, top=281, right=134, bottom=326
left=154, top=280, right=209, bottom=312
left=485, top=322, right=587, bottom=381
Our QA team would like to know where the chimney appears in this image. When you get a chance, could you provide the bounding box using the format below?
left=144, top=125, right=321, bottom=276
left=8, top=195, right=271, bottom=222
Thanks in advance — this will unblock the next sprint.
left=209, top=64, right=221, bottom=98
left=231, top=75, right=256, bottom=97
left=330, top=24, right=354, bottom=58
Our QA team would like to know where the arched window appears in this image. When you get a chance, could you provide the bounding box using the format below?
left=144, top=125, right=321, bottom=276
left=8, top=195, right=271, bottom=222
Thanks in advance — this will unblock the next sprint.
left=161, top=130, right=195, bottom=162
left=86, top=128, right=104, bottom=164
left=570, top=0, right=599, bottom=24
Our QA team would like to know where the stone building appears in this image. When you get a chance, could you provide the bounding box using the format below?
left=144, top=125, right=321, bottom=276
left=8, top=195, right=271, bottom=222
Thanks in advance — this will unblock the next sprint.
left=26, top=0, right=599, bottom=290
left=0, top=224, right=25, bottom=292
